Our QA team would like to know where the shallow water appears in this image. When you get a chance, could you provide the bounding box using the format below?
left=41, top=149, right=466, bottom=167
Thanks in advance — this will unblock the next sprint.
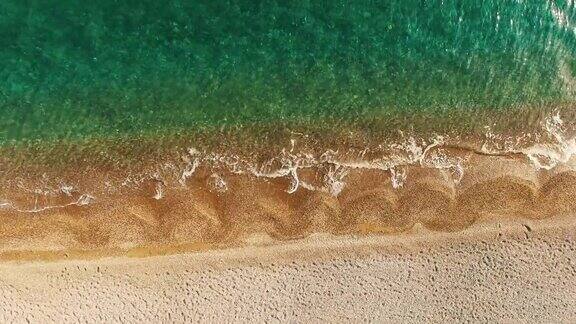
left=0, top=0, right=575, bottom=142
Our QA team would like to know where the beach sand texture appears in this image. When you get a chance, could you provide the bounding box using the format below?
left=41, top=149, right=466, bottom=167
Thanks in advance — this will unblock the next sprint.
left=0, top=152, right=575, bottom=260
left=0, top=216, right=575, bottom=322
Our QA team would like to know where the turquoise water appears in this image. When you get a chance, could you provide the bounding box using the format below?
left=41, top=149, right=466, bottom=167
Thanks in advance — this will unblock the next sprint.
left=1, top=0, right=575, bottom=142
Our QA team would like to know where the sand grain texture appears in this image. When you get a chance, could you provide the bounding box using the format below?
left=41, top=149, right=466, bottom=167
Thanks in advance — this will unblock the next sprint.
left=2, top=154, right=576, bottom=259
left=1, top=217, right=575, bottom=323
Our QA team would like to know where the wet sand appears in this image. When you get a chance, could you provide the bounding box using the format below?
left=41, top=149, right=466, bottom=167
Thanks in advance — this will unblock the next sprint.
left=1, top=151, right=576, bottom=260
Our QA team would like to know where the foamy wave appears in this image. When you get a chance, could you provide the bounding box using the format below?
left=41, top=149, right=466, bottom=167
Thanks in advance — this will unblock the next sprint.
left=1, top=113, right=575, bottom=212
left=161, top=113, right=575, bottom=195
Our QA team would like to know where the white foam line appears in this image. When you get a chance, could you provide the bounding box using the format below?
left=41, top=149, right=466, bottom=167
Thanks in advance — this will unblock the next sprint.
left=0, top=194, right=95, bottom=214
left=1, top=114, right=574, bottom=209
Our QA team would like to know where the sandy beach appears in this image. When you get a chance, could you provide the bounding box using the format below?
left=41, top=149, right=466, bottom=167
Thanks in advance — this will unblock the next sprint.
left=0, top=215, right=575, bottom=322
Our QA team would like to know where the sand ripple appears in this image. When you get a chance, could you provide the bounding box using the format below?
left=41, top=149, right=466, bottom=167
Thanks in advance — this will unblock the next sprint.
left=1, top=152, right=576, bottom=260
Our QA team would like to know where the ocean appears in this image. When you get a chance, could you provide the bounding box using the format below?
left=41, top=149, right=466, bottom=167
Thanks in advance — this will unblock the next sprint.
left=1, top=0, right=575, bottom=142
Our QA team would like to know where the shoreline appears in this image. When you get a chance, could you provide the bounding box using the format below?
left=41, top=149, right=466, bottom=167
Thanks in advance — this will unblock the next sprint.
left=2, top=104, right=573, bottom=170
left=0, top=110, right=574, bottom=265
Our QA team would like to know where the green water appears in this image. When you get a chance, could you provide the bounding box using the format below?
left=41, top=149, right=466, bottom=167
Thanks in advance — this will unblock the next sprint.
left=1, top=0, right=575, bottom=143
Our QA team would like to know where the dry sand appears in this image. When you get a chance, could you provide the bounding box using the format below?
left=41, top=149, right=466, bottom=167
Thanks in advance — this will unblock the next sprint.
left=0, top=215, right=575, bottom=323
